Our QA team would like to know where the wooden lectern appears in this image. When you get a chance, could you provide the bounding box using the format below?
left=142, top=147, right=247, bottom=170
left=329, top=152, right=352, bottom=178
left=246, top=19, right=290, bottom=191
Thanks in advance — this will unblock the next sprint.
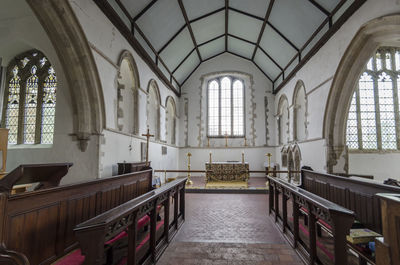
left=0, top=163, right=73, bottom=194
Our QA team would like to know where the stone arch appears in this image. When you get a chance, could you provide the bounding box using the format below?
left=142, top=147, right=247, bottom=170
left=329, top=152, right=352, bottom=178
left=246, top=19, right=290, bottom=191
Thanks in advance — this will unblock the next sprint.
left=277, top=94, right=289, bottom=145
left=165, top=96, right=177, bottom=145
left=292, top=80, right=308, bottom=142
left=147, top=79, right=161, bottom=140
left=117, top=50, right=140, bottom=134
left=323, top=14, right=400, bottom=173
left=26, top=0, right=105, bottom=151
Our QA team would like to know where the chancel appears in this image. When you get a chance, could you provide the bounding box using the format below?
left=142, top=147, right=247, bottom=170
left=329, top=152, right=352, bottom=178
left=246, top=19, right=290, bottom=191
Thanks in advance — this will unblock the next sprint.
left=1, top=0, right=400, bottom=265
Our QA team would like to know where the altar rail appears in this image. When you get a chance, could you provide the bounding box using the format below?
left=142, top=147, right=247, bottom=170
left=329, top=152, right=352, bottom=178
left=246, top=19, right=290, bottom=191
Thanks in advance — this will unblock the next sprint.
left=74, top=178, right=187, bottom=265
left=267, top=175, right=355, bottom=265
left=0, top=169, right=153, bottom=265
left=301, top=169, right=400, bottom=234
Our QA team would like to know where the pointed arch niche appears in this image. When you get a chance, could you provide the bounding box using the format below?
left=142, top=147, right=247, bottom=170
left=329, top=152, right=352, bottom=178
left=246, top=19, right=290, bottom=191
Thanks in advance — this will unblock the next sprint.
left=324, top=14, right=400, bottom=175
left=117, top=51, right=140, bottom=134
left=165, top=96, right=177, bottom=145
left=293, top=80, right=308, bottom=142
left=277, top=95, right=289, bottom=145
left=147, top=80, right=161, bottom=141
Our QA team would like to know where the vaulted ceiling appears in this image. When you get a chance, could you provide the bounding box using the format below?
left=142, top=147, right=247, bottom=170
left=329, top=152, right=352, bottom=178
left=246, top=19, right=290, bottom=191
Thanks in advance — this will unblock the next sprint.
left=96, top=0, right=366, bottom=95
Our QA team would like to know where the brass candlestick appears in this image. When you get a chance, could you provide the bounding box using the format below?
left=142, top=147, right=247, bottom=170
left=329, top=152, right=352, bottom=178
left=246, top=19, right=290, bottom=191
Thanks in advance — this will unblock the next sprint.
left=224, top=133, right=228, bottom=147
left=244, top=136, right=247, bottom=147
left=186, top=152, right=193, bottom=186
left=207, top=137, right=210, bottom=147
left=266, top=153, right=272, bottom=176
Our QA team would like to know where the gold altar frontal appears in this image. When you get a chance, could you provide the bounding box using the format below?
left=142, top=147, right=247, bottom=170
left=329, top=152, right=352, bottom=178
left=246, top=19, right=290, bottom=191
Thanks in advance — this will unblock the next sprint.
left=205, top=162, right=249, bottom=188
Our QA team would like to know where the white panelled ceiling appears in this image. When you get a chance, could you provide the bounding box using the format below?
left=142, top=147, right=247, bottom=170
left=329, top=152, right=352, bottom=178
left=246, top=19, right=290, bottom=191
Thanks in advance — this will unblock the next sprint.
left=103, top=0, right=364, bottom=92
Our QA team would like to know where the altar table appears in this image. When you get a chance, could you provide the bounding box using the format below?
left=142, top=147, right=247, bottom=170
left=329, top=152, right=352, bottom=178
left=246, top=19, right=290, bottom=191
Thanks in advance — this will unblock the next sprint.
left=205, top=162, right=249, bottom=182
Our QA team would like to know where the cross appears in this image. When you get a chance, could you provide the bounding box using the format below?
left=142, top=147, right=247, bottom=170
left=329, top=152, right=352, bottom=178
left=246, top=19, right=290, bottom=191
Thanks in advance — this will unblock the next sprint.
left=142, top=128, right=154, bottom=166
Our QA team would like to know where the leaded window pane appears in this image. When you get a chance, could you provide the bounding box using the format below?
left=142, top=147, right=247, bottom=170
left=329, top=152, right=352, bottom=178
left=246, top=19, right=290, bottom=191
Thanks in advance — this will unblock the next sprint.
left=3, top=50, right=57, bottom=145
left=5, top=66, right=21, bottom=144
left=232, top=80, right=244, bottom=136
left=207, top=76, right=245, bottom=137
left=208, top=80, right=219, bottom=136
left=220, top=77, right=231, bottom=135
left=23, top=65, right=38, bottom=144
left=41, top=67, right=57, bottom=144
left=346, top=47, right=400, bottom=151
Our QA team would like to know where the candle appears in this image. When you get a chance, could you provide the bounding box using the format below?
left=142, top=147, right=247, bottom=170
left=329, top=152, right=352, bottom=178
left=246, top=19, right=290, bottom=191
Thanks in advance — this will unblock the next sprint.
left=209, top=152, right=212, bottom=164
left=242, top=152, right=245, bottom=164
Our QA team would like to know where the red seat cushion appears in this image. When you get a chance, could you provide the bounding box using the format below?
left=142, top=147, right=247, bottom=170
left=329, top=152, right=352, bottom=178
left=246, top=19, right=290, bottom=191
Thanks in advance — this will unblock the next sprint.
left=105, top=215, right=150, bottom=245
left=54, top=249, right=84, bottom=265
left=136, top=220, right=164, bottom=251
left=300, top=207, right=332, bottom=230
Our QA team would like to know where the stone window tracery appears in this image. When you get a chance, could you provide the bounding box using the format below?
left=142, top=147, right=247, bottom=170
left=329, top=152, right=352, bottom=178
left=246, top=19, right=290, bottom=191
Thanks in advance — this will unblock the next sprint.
left=2, top=50, right=57, bottom=144
left=207, top=76, right=244, bottom=137
left=346, top=47, right=400, bottom=150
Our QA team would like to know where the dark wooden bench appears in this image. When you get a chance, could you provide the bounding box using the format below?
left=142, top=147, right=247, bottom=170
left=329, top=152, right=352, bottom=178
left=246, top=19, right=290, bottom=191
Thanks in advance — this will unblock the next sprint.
left=0, top=165, right=153, bottom=265
left=300, top=169, right=400, bottom=234
left=268, top=175, right=355, bottom=265
left=74, top=177, right=187, bottom=265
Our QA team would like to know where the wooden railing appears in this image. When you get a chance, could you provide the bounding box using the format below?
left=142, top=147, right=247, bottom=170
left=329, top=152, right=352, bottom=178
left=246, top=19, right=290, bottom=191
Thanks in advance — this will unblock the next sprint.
left=74, top=178, right=187, bottom=265
left=267, top=175, right=355, bottom=265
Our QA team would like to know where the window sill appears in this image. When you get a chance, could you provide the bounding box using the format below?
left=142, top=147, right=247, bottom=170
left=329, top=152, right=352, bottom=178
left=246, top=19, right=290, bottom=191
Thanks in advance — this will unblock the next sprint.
left=349, top=149, right=400, bottom=154
left=8, top=144, right=53, bottom=150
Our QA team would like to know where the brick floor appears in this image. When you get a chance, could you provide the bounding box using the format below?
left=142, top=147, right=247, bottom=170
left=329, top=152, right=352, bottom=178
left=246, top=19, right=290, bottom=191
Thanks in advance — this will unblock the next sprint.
left=158, top=194, right=302, bottom=265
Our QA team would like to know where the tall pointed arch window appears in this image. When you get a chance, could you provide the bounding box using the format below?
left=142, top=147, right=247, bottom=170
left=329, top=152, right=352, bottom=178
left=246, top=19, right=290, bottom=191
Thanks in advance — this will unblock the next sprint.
left=2, top=50, right=57, bottom=144
left=346, top=47, right=400, bottom=150
left=207, top=76, right=245, bottom=137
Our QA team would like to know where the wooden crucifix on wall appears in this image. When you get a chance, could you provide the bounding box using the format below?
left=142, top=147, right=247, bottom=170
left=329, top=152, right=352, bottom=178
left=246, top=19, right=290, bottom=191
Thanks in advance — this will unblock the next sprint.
left=142, top=128, right=154, bottom=167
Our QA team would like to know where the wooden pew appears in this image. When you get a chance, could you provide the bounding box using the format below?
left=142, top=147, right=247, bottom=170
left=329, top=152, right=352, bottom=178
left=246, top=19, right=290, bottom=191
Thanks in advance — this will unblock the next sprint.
left=74, top=178, right=187, bottom=265
left=301, top=169, right=400, bottom=234
left=118, top=161, right=151, bottom=175
left=0, top=166, right=153, bottom=265
left=268, top=175, right=355, bottom=265
left=375, top=193, right=400, bottom=265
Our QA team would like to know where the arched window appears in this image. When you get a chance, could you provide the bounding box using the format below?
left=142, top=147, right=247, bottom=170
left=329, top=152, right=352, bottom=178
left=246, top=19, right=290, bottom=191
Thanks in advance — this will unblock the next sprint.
left=277, top=95, right=289, bottom=145
left=165, top=97, right=176, bottom=145
left=2, top=50, right=57, bottom=144
left=207, top=76, right=244, bottom=137
left=346, top=47, right=400, bottom=150
left=117, top=52, right=139, bottom=134
left=293, top=81, right=307, bottom=141
left=147, top=80, right=161, bottom=140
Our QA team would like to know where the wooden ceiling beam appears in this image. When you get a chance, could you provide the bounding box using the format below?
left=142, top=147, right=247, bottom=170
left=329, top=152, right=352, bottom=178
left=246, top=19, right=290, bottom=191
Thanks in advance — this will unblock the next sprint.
left=225, top=0, right=229, bottom=51
left=94, top=0, right=180, bottom=96
left=172, top=48, right=195, bottom=74
left=133, top=0, right=158, bottom=22
left=177, top=0, right=202, bottom=61
left=307, top=0, right=330, bottom=16
left=198, top=34, right=225, bottom=47
left=190, top=7, right=225, bottom=23
left=115, top=0, right=133, bottom=21
left=158, top=24, right=186, bottom=54
left=258, top=46, right=282, bottom=71
left=251, top=0, right=275, bottom=60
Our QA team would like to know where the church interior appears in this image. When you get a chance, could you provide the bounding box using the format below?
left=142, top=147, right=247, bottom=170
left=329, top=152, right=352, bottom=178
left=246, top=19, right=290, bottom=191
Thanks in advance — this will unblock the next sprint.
left=1, top=0, right=400, bottom=264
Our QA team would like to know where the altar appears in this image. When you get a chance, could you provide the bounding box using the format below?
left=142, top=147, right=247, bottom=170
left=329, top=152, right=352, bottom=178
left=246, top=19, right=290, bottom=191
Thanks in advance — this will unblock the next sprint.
left=205, top=162, right=249, bottom=188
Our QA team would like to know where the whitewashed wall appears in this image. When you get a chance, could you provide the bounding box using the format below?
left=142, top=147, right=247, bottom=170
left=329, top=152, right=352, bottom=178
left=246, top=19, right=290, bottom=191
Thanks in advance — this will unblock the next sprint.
left=69, top=0, right=180, bottom=178
left=179, top=53, right=276, bottom=172
left=0, top=0, right=100, bottom=184
left=274, top=0, right=400, bottom=181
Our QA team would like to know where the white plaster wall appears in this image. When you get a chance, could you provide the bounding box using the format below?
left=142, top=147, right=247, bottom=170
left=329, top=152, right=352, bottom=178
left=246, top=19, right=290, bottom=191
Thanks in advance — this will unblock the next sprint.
left=274, top=0, right=400, bottom=181
left=69, top=0, right=180, bottom=178
left=0, top=0, right=100, bottom=184
left=178, top=53, right=275, bottom=174
left=179, top=147, right=275, bottom=174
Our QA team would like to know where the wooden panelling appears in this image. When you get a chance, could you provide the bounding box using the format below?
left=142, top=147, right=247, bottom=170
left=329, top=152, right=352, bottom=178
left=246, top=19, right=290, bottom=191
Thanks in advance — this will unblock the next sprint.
left=301, top=170, right=400, bottom=233
left=0, top=169, right=153, bottom=265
